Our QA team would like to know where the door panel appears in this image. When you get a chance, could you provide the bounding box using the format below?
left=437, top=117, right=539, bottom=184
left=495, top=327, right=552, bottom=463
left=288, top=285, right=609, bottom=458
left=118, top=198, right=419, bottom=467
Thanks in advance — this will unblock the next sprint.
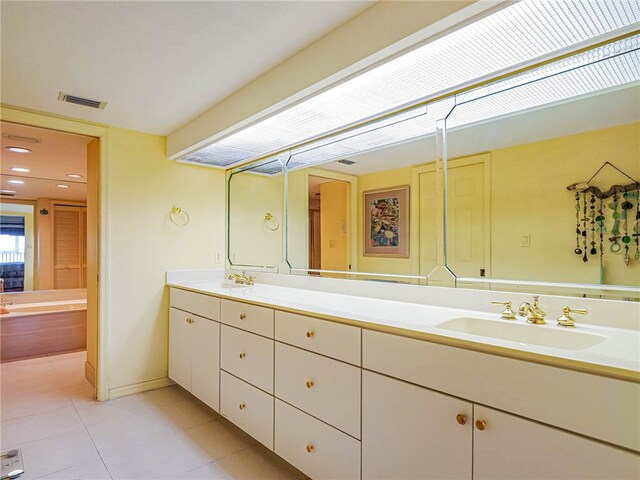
left=191, top=317, right=220, bottom=411
left=168, top=308, right=191, bottom=391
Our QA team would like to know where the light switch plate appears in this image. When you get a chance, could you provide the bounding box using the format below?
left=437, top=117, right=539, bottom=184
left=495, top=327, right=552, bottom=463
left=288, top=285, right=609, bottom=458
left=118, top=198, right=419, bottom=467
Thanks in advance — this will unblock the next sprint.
left=1, top=448, right=24, bottom=479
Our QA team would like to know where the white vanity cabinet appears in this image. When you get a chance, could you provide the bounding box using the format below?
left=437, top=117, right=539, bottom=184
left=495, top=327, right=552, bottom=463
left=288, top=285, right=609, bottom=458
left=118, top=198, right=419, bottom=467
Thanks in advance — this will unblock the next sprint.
left=362, top=370, right=473, bottom=480
left=168, top=288, right=221, bottom=411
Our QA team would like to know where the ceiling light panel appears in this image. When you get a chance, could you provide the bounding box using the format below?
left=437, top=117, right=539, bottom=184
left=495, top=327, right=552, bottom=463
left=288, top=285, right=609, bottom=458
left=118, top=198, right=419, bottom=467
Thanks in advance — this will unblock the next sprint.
left=182, top=0, right=639, bottom=168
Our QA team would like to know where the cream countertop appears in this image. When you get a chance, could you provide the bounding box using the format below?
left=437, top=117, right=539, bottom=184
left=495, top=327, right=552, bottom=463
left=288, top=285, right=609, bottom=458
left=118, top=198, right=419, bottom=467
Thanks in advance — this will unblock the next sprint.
left=167, top=279, right=640, bottom=382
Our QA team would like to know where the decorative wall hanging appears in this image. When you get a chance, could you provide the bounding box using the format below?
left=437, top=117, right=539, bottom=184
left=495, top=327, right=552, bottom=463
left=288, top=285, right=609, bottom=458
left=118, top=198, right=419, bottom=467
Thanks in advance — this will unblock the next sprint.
left=363, top=185, right=409, bottom=258
left=567, top=162, right=639, bottom=266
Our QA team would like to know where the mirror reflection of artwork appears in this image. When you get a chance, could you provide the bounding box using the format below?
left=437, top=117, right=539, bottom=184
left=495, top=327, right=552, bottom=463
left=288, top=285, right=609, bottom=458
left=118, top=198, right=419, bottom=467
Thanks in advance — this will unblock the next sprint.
left=363, top=186, right=409, bottom=257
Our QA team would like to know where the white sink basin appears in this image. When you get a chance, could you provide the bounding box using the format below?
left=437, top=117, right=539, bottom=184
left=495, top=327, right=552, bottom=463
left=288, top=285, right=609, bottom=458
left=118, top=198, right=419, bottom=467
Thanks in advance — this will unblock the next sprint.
left=435, top=317, right=606, bottom=350
left=219, top=282, right=249, bottom=289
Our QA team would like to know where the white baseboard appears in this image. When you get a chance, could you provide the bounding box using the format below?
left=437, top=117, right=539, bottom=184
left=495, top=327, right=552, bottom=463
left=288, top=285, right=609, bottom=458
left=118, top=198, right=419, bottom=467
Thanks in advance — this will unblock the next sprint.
left=84, top=361, right=96, bottom=387
left=108, top=377, right=175, bottom=400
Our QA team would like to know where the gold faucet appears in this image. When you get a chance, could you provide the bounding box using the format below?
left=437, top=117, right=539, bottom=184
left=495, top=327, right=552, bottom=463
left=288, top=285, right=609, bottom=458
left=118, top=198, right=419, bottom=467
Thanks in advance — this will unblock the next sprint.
left=557, top=306, right=588, bottom=328
left=228, top=272, right=255, bottom=285
left=491, top=300, right=516, bottom=320
left=518, top=296, right=547, bottom=324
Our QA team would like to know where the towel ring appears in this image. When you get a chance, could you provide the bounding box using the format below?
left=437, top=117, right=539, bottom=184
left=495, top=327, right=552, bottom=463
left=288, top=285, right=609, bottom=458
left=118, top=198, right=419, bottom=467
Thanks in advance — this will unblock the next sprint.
left=264, top=212, right=279, bottom=231
left=170, top=206, right=190, bottom=226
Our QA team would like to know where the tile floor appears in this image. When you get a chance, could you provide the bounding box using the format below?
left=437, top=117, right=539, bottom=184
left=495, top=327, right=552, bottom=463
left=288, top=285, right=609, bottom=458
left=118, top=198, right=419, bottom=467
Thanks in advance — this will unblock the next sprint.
left=1, top=351, right=307, bottom=480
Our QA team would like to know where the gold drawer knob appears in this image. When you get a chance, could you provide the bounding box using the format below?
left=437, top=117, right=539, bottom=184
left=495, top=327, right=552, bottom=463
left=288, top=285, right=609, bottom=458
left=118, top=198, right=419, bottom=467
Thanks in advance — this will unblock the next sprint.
left=305, top=380, right=314, bottom=389
left=186, top=318, right=193, bottom=324
left=239, top=314, right=246, bottom=320
left=239, top=352, right=246, bottom=359
left=475, top=420, right=487, bottom=431
left=239, top=403, right=246, bottom=410
left=456, top=414, right=467, bottom=425
left=306, top=444, right=314, bottom=453
left=306, top=330, right=315, bottom=338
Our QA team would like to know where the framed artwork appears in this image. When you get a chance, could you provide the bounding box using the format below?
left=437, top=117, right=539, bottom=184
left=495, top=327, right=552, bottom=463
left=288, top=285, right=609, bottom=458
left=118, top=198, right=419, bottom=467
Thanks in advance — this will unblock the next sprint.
left=363, top=185, right=409, bottom=257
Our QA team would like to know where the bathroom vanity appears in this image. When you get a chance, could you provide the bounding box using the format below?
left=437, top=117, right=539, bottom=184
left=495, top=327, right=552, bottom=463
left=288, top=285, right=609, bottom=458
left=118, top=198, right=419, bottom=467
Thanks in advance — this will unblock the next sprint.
left=166, top=273, right=640, bottom=480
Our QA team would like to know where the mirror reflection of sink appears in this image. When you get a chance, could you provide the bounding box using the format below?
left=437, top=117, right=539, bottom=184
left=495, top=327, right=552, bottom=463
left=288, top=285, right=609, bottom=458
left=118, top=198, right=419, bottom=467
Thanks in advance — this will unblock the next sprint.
left=435, top=317, right=606, bottom=350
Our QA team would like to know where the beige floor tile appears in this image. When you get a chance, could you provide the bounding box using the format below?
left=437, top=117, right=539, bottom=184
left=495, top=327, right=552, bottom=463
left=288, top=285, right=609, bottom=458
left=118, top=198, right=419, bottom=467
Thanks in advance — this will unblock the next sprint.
left=0, top=405, right=85, bottom=449
left=140, top=384, right=192, bottom=407
left=216, top=444, right=307, bottom=480
left=15, top=428, right=103, bottom=480
left=180, top=461, right=232, bottom=480
left=99, top=429, right=213, bottom=480
left=158, top=397, right=221, bottom=430
left=35, top=459, right=112, bottom=480
left=183, top=418, right=257, bottom=461
left=1, top=390, right=73, bottom=422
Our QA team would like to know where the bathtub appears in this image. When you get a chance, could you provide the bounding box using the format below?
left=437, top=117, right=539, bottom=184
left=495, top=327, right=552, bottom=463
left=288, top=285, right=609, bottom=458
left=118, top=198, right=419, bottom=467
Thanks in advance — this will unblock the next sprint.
left=1, top=290, right=87, bottom=362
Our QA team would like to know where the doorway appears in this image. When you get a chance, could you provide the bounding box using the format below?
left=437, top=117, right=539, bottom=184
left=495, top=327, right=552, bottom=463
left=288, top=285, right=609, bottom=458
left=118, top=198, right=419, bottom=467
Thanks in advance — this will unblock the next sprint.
left=0, top=121, right=99, bottom=391
left=308, top=175, right=351, bottom=271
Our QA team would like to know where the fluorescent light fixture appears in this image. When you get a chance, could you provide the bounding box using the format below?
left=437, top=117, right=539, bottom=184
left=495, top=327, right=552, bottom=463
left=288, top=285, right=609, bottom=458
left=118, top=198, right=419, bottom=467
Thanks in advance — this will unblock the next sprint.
left=180, top=0, right=640, bottom=169
left=56, top=184, right=70, bottom=188
left=7, top=180, right=24, bottom=184
left=6, top=146, right=31, bottom=153
left=66, top=173, right=83, bottom=178
left=10, top=167, right=30, bottom=173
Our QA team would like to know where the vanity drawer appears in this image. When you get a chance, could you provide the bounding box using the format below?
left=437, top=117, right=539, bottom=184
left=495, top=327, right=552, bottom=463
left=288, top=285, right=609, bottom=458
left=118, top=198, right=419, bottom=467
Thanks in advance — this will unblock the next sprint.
left=221, top=299, right=273, bottom=337
left=275, top=311, right=361, bottom=365
left=170, top=288, right=220, bottom=321
left=275, top=399, right=360, bottom=480
left=221, top=325, right=274, bottom=393
left=221, top=371, right=273, bottom=450
left=275, top=342, right=361, bottom=438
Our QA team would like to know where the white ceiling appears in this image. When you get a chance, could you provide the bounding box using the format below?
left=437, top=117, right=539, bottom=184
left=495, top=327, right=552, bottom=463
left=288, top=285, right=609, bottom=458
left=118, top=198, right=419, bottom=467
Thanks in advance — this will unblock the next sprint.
left=1, top=122, right=91, bottom=202
left=0, top=1, right=373, bottom=136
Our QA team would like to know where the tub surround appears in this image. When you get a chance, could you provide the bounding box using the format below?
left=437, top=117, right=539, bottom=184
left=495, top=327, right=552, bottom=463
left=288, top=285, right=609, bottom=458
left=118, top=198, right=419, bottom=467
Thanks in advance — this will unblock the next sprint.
left=166, top=269, right=640, bottom=382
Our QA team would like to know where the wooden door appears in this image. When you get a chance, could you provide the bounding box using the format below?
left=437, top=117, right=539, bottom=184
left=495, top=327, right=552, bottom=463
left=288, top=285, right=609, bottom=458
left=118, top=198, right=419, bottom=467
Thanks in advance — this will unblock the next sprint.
left=190, top=316, right=220, bottom=411
left=168, top=308, right=192, bottom=391
left=447, top=157, right=487, bottom=278
left=473, top=405, right=640, bottom=480
left=53, top=204, right=86, bottom=289
left=362, top=370, right=473, bottom=480
left=320, top=181, right=350, bottom=271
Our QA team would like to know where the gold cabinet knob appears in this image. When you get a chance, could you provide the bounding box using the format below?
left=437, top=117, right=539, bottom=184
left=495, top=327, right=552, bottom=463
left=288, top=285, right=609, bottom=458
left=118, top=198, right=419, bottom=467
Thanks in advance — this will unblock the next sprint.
left=456, top=414, right=467, bottom=425
left=239, top=314, right=246, bottom=320
left=186, top=318, right=193, bottom=324
left=306, top=330, right=315, bottom=338
left=239, top=403, right=245, bottom=410
left=239, top=352, right=246, bottom=359
left=475, top=420, right=487, bottom=431
left=306, top=444, right=314, bottom=453
left=305, top=380, right=314, bottom=389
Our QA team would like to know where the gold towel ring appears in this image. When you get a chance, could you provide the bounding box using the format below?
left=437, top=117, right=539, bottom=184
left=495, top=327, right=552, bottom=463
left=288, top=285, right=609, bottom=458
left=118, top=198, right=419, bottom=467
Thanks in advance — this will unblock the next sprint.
left=264, top=212, right=279, bottom=231
left=170, top=206, right=190, bottom=226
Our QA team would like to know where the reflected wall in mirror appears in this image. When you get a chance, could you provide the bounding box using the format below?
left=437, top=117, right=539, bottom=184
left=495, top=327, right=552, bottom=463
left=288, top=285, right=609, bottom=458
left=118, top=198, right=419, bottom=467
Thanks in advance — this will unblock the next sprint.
left=444, top=44, right=640, bottom=298
left=1, top=121, right=91, bottom=293
left=286, top=103, right=449, bottom=284
left=228, top=159, right=285, bottom=269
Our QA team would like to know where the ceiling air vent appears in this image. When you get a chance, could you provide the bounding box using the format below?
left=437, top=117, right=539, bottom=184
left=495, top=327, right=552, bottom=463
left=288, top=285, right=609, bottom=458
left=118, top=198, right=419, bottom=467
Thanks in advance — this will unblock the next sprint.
left=58, top=92, right=107, bottom=109
left=2, top=134, right=41, bottom=143
left=0, top=190, right=17, bottom=196
left=338, top=159, right=356, bottom=165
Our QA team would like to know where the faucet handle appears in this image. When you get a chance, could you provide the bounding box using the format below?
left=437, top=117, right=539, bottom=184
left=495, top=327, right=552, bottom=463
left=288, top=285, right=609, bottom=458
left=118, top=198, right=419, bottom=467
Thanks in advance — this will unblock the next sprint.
left=557, top=307, right=588, bottom=328
left=491, top=300, right=516, bottom=320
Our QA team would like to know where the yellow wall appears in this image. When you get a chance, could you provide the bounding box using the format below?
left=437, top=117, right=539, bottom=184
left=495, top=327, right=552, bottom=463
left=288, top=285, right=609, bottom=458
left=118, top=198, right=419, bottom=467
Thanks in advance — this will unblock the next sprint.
left=320, top=181, right=350, bottom=271
left=490, top=122, right=640, bottom=286
left=228, top=171, right=283, bottom=268
left=0, top=202, right=35, bottom=291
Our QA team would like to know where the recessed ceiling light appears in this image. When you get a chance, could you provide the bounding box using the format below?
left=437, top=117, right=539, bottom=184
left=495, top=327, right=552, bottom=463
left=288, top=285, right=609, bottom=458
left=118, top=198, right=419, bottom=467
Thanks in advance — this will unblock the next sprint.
left=66, top=173, right=83, bottom=178
left=56, top=184, right=70, bottom=188
left=7, top=180, right=24, bottom=184
left=6, top=146, right=31, bottom=153
left=0, top=189, right=17, bottom=195
left=10, top=167, right=30, bottom=173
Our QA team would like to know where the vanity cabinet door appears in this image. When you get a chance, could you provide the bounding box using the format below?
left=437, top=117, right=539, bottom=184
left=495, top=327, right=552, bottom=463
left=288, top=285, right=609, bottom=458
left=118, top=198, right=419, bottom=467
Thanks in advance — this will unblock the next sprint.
left=168, top=308, right=192, bottom=391
left=362, top=370, right=472, bottom=480
left=473, top=405, right=640, bottom=480
left=191, top=316, right=220, bottom=411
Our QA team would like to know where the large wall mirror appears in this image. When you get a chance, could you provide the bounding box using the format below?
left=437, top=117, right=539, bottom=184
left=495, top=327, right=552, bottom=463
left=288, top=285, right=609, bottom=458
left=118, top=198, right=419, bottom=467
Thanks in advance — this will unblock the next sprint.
left=227, top=37, right=639, bottom=300
left=227, top=158, right=285, bottom=270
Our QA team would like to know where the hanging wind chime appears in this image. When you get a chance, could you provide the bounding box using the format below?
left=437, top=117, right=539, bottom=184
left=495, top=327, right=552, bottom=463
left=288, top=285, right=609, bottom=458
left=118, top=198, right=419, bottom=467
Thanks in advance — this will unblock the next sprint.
left=567, top=161, right=640, bottom=266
